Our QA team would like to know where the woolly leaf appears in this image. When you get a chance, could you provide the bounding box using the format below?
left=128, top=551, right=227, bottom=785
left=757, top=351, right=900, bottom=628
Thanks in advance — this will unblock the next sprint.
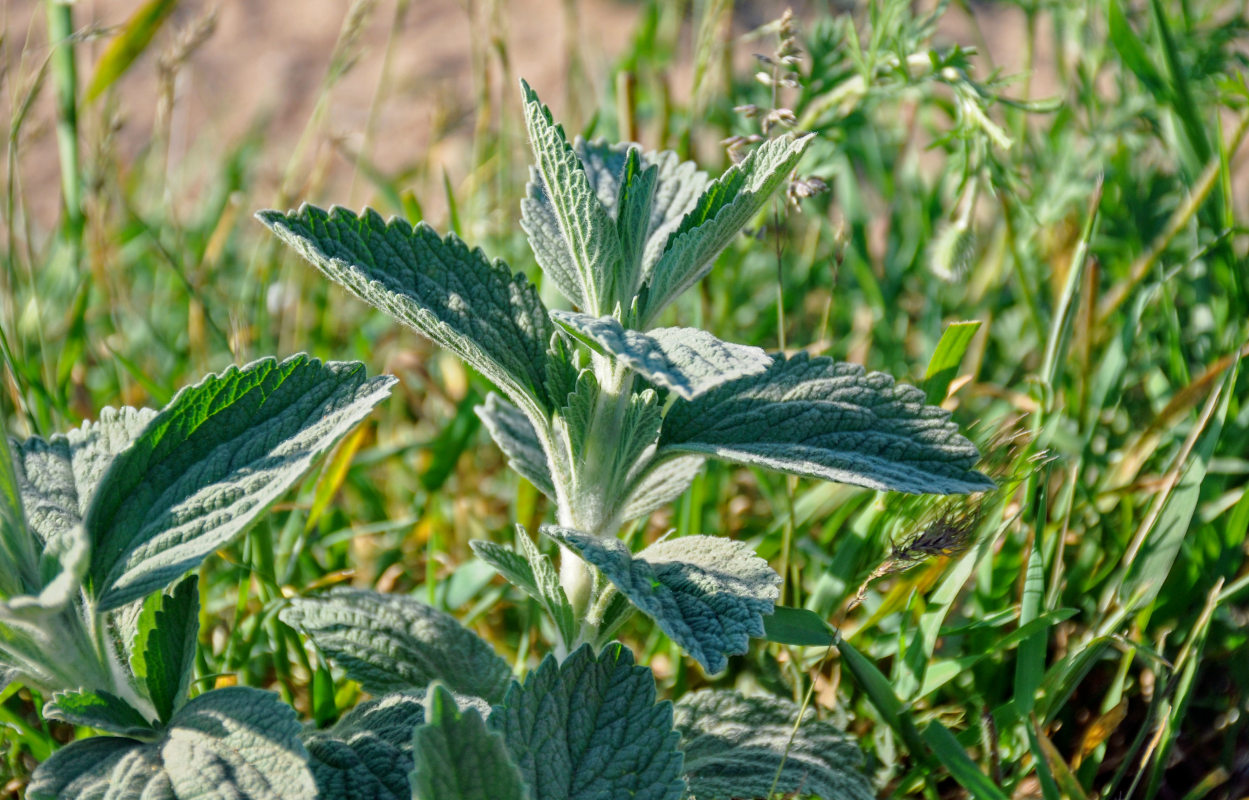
left=551, top=312, right=770, bottom=400
left=303, top=692, right=426, bottom=800
left=488, top=642, right=685, bottom=800
left=259, top=205, right=552, bottom=421
left=43, top=690, right=155, bottom=738
left=659, top=352, right=995, bottom=495
left=574, top=140, right=710, bottom=272
left=675, top=689, right=874, bottom=800
left=29, top=687, right=315, bottom=800
left=620, top=455, right=705, bottom=523
left=411, top=684, right=528, bottom=800
left=470, top=526, right=578, bottom=649
left=541, top=530, right=780, bottom=674
left=614, top=147, right=658, bottom=300
left=521, top=80, right=621, bottom=314
left=131, top=574, right=199, bottom=724
left=280, top=588, right=512, bottom=703
left=85, top=354, right=395, bottom=610
left=641, top=134, right=813, bottom=322
left=11, top=407, right=156, bottom=551
left=476, top=394, right=555, bottom=499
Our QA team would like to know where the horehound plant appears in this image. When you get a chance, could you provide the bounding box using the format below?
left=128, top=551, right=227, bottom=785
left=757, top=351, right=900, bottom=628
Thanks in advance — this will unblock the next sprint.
left=253, top=80, right=992, bottom=799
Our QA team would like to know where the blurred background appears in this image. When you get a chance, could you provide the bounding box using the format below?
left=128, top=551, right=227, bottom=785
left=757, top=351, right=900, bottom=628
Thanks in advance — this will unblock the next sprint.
left=3, top=0, right=1249, bottom=797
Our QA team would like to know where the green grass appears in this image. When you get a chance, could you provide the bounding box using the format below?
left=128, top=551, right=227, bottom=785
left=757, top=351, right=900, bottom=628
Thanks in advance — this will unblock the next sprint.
left=3, top=0, right=1248, bottom=797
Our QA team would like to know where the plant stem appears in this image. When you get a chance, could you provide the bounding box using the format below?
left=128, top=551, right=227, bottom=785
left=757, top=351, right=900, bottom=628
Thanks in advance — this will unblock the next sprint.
left=45, top=0, right=84, bottom=262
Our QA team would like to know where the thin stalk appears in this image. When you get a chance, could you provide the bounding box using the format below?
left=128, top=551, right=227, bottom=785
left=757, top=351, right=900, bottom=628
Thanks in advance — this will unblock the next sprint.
left=45, top=0, right=83, bottom=261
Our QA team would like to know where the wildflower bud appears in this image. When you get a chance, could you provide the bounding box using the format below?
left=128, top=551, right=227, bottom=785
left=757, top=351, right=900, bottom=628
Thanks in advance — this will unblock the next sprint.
left=734, top=104, right=760, bottom=118
left=755, top=71, right=774, bottom=86
left=753, top=53, right=776, bottom=66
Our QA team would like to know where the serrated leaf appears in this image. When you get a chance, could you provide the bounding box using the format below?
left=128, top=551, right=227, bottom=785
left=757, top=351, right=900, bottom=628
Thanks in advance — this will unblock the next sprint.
left=12, top=407, right=156, bottom=552
left=641, top=134, right=813, bottom=322
left=411, top=684, right=529, bottom=800
left=476, top=394, right=555, bottom=499
left=470, top=526, right=578, bottom=649
left=541, top=529, right=780, bottom=674
left=614, top=147, right=659, bottom=299
left=43, top=689, right=156, bottom=737
left=573, top=140, right=710, bottom=273
left=619, top=455, right=704, bottom=523
left=280, top=588, right=512, bottom=702
left=27, top=736, right=165, bottom=800
left=132, top=574, right=199, bottom=724
left=521, top=80, right=622, bottom=313
left=551, top=311, right=771, bottom=400
left=85, top=354, right=395, bottom=611
left=675, top=689, right=873, bottom=800
left=303, top=692, right=426, bottom=800
left=258, top=205, right=552, bottom=420
left=659, top=352, right=995, bottom=495
left=29, top=687, right=315, bottom=800
left=521, top=171, right=588, bottom=309
left=488, top=642, right=685, bottom=800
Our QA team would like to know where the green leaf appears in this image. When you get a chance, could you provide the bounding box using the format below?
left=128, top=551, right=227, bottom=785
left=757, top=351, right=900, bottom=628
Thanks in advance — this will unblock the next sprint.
left=614, top=147, right=659, bottom=300
left=573, top=140, right=710, bottom=273
left=303, top=692, right=426, bottom=800
left=280, top=588, right=513, bottom=703
left=541, top=529, right=780, bottom=673
left=29, top=687, right=316, bottom=800
left=84, top=0, right=178, bottom=102
left=132, top=574, right=199, bottom=724
left=411, top=684, right=528, bottom=800
left=476, top=394, right=555, bottom=499
left=922, top=320, right=982, bottom=404
left=550, top=311, right=771, bottom=400
left=619, top=455, right=704, bottom=523
left=11, top=407, right=156, bottom=552
left=489, top=642, right=685, bottom=800
left=470, top=526, right=578, bottom=649
left=520, top=80, right=622, bottom=314
left=675, top=689, right=873, bottom=800
left=762, top=604, right=836, bottom=647
left=43, top=689, right=155, bottom=737
left=258, top=205, right=552, bottom=421
left=85, top=354, right=395, bottom=611
left=659, top=352, right=995, bottom=495
left=641, top=134, right=813, bottom=322
left=921, top=721, right=1009, bottom=800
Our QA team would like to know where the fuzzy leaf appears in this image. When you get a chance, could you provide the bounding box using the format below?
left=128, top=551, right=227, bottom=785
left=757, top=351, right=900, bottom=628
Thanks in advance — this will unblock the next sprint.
left=280, top=588, right=512, bottom=702
left=259, top=205, right=553, bottom=420
left=521, top=80, right=622, bottom=314
left=675, top=689, right=874, bottom=800
left=620, top=455, right=705, bottom=523
left=411, top=684, right=528, bottom=800
left=43, top=689, right=155, bottom=737
left=541, top=530, right=780, bottom=674
left=521, top=171, right=588, bottom=309
left=659, top=352, right=995, bottom=495
left=551, top=312, right=771, bottom=400
left=303, top=692, right=426, bottom=800
left=12, top=407, right=156, bottom=551
left=85, top=354, right=395, bottom=611
left=641, top=134, right=813, bottom=323
left=614, top=147, right=659, bottom=299
left=470, top=526, right=578, bottom=649
left=573, top=140, right=710, bottom=272
left=488, top=642, right=685, bottom=800
left=29, top=687, right=315, bottom=800
left=132, top=574, right=200, bottom=724
left=476, top=394, right=555, bottom=499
